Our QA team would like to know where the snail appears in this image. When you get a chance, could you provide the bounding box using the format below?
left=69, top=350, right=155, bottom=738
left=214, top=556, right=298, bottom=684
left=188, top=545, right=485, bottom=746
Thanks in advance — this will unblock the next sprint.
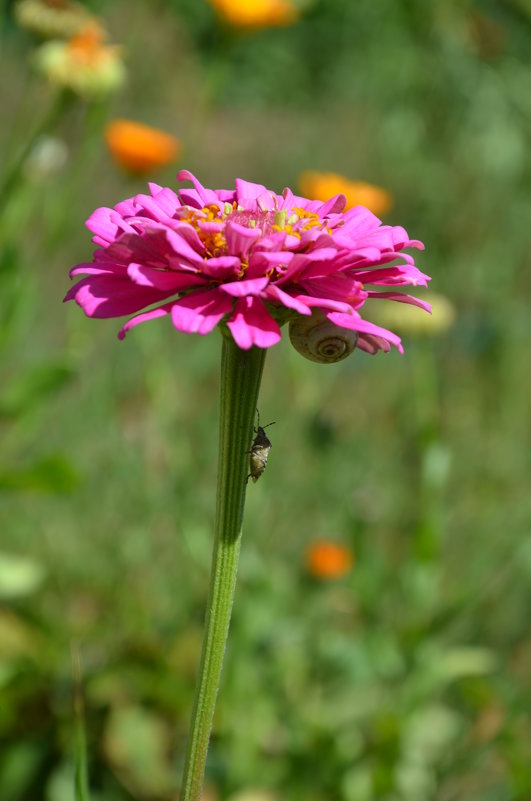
left=289, top=310, right=358, bottom=363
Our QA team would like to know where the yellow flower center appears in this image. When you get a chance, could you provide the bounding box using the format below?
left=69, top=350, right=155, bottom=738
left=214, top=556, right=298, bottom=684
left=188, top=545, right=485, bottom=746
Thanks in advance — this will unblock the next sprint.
left=180, top=205, right=227, bottom=257
left=179, top=203, right=331, bottom=265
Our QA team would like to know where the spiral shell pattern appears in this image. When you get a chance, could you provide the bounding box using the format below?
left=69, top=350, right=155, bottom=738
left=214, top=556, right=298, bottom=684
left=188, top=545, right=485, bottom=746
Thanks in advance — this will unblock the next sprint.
left=289, top=312, right=358, bottom=364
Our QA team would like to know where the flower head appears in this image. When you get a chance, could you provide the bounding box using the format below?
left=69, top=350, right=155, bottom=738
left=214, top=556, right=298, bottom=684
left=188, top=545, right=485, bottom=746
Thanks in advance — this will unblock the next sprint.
left=207, top=0, right=298, bottom=29
left=34, top=22, right=125, bottom=97
left=299, top=171, right=393, bottom=217
left=306, top=541, right=354, bottom=580
left=65, top=170, right=429, bottom=354
left=105, top=119, right=181, bottom=175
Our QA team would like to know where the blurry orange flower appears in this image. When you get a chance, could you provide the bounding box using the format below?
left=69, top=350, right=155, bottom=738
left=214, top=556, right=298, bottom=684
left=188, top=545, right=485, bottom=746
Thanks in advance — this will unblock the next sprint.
left=207, top=0, right=298, bottom=30
left=34, top=22, right=125, bottom=97
left=299, top=171, right=393, bottom=217
left=306, top=541, right=354, bottom=580
left=105, top=119, right=181, bottom=175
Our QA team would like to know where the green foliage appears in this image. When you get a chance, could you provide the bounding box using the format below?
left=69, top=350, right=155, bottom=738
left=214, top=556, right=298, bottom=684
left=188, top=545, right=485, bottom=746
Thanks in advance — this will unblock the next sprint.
left=1, top=1, right=531, bottom=800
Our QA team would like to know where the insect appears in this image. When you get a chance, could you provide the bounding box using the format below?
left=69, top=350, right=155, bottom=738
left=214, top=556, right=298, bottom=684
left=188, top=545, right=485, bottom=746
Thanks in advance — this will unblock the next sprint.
left=248, top=412, right=275, bottom=483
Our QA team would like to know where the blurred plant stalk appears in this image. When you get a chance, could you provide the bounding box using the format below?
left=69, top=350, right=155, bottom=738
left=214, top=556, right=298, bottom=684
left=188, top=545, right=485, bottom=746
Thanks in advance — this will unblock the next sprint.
left=0, top=89, right=73, bottom=215
left=71, top=644, right=90, bottom=801
left=2, top=10, right=125, bottom=219
left=180, top=334, right=266, bottom=801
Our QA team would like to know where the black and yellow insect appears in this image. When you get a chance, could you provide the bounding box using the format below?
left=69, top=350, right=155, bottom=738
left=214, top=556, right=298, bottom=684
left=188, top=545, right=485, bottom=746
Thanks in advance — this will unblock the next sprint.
left=248, top=413, right=275, bottom=483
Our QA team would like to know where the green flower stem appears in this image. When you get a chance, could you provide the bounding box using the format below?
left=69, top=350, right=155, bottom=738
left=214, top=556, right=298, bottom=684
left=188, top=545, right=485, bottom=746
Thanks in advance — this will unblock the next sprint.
left=180, top=333, right=267, bottom=801
left=0, top=89, right=73, bottom=214
left=71, top=645, right=89, bottom=801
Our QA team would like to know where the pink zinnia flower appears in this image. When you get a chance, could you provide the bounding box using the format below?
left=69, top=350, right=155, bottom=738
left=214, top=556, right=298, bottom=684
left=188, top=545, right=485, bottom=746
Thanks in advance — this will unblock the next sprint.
left=65, top=170, right=430, bottom=353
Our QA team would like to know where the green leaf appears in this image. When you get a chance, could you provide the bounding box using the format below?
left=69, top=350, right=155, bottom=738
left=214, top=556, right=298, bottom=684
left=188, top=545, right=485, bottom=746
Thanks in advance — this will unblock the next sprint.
left=0, top=743, right=44, bottom=801
left=0, top=609, right=43, bottom=660
left=403, top=705, right=462, bottom=764
left=0, top=362, right=75, bottom=418
left=0, top=454, right=79, bottom=493
left=437, top=646, right=498, bottom=679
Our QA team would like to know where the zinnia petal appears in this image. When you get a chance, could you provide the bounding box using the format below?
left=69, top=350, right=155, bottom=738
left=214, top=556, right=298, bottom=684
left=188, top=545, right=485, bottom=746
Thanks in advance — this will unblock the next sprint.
left=227, top=296, right=282, bottom=349
left=365, top=292, right=432, bottom=313
left=165, top=229, right=207, bottom=268
left=118, top=304, right=173, bottom=339
left=86, top=207, right=133, bottom=246
left=177, top=169, right=222, bottom=208
left=200, top=256, right=241, bottom=278
left=170, top=288, right=233, bottom=335
left=220, top=277, right=270, bottom=297
left=264, top=284, right=312, bottom=315
left=148, top=184, right=181, bottom=218
left=225, top=220, right=263, bottom=258
left=235, top=177, right=269, bottom=204
left=314, top=193, right=347, bottom=217
left=351, top=265, right=429, bottom=286
left=127, top=263, right=206, bottom=292
left=66, top=274, right=171, bottom=318
left=326, top=311, right=404, bottom=353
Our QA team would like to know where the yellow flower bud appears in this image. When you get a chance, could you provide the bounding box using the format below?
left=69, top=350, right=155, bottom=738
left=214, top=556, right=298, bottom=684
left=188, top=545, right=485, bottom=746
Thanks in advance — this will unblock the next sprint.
left=34, top=23, right=125, bottom=98
left=371, top=292, right=456, bottom=337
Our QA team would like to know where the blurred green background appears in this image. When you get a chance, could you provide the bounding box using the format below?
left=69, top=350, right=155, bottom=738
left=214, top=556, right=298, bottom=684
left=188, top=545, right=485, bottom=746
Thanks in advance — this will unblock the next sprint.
left=1, top=1, right=531, bottom=800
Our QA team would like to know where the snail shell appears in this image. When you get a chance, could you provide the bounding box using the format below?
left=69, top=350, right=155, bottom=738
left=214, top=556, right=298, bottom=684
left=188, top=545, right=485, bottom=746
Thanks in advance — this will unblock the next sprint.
left=289, top=310, right=358, bottom=363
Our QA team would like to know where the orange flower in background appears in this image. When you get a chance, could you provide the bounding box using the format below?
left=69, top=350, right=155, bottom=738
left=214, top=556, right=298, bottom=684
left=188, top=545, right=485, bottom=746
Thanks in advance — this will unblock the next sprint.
left=207, top=0, right=299, bottom=29
left=67, top=23, right=112, bottom=64
left=306, top=541, right=354, bottom=580
left=105, top=119, right=181, bottom=175
left=299, top=171, right=393, bottom=217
